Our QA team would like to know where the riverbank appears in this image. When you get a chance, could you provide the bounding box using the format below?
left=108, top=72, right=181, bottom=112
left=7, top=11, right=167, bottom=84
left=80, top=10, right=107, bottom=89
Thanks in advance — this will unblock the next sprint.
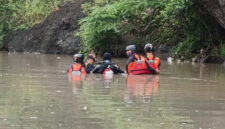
left=1, top=0, right=225, bottom=63
left=1, top=50, right=224, bottom=64
left=2, top=0, right=91, bottom=54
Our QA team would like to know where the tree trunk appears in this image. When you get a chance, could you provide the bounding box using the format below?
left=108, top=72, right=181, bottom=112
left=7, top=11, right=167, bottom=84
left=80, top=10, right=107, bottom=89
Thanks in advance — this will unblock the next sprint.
left=193, top=0, right=225, bottom=29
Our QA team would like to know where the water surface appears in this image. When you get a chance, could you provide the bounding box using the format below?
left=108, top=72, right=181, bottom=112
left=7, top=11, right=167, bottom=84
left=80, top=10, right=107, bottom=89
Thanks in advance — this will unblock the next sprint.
left=0, top=52, right=225, bottom=129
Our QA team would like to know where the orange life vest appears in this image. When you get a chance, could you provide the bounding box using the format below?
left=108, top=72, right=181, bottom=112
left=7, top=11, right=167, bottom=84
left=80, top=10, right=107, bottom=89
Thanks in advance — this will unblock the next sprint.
left=68, top=63, right=86, bottom=74
left=144, top=55, right=160, bottom=74
left=127, top=54, right=147, bottom=75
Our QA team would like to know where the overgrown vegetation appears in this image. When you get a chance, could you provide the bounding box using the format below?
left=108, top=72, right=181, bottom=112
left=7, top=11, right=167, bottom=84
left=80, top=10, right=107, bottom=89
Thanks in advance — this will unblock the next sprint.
left=1, top=0, right=225, bottom=58
left=0, top=0, right=61, bottom=47
left=78, top=0, right=225, bottom=58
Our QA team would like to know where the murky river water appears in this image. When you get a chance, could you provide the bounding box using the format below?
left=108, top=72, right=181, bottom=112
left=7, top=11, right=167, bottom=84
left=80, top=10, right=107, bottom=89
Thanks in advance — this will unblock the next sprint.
left=0, top=52, right=225, bottom=129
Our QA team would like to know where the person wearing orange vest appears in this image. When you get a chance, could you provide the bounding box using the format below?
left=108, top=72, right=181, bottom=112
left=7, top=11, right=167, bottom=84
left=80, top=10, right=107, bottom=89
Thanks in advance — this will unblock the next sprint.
left=144, top=43, right=160, bottom=74
left=67, top=53, right=86, bottom=74
left=125, top=45, right=146, bottom=75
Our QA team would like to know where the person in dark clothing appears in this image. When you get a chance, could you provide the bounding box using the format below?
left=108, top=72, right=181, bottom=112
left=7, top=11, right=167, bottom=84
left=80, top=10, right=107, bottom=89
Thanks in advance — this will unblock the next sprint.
left=84, top=54, right=96, bottom=73
left=92, top=52, right=124, bottom=74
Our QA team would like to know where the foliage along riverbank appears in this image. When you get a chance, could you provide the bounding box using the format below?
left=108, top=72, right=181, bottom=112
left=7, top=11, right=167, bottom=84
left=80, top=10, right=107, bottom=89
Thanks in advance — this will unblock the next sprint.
left=1, top=0, right=225, bottom=61
left=1, top=0, right=91, bottom=54
left=77, top=0, right=225, bottom=59
left=0, top=0, right=62, bottom=47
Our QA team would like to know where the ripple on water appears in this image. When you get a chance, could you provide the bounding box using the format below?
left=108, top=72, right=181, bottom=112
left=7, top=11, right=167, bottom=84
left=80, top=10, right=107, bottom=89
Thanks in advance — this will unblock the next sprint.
left=1, top=53, right=225, bottom=129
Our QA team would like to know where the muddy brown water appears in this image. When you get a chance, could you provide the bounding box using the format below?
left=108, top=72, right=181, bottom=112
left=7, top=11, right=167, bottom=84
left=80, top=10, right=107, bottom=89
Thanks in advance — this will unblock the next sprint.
left=0, top=52, right=225, bottom=129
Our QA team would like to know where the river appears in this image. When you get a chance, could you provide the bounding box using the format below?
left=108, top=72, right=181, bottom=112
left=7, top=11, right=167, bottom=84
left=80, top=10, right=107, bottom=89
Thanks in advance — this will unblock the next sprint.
left=0, top=52, right=225, bottom=129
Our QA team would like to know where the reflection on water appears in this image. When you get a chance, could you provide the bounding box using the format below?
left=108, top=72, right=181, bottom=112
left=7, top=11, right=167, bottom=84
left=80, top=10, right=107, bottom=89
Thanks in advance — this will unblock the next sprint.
left=0, top=52, right=225, bottom=129
left=125, top=75, right=159, bottom=104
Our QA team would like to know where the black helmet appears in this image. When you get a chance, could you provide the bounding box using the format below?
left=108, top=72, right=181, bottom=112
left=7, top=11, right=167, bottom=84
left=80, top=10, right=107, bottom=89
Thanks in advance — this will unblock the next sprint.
left=126, top=45, right=136, bottom=53
left=74, top=53, right=84, bottom=63
left=144, top=43, right=154, bottom=52
left=88, top=54, right=96, bottom=62
left=103, top=52, right=111, bottom=61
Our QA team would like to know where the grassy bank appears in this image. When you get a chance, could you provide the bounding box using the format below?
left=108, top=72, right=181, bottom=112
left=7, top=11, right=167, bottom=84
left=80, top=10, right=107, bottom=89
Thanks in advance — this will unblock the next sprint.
left=0, top=0, right=63, bottom=47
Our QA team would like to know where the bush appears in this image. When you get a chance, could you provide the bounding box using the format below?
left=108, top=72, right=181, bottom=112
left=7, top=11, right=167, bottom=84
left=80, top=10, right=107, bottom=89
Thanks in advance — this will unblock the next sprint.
left=219, top=43, right=225, bottom=56
left=78, top=0, right=193, bottom=55
left=0, top=0, right=61, bottom=47
left=78, top=0, right=163, bottom=55
left=78, top=0, right=225, bottom=57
